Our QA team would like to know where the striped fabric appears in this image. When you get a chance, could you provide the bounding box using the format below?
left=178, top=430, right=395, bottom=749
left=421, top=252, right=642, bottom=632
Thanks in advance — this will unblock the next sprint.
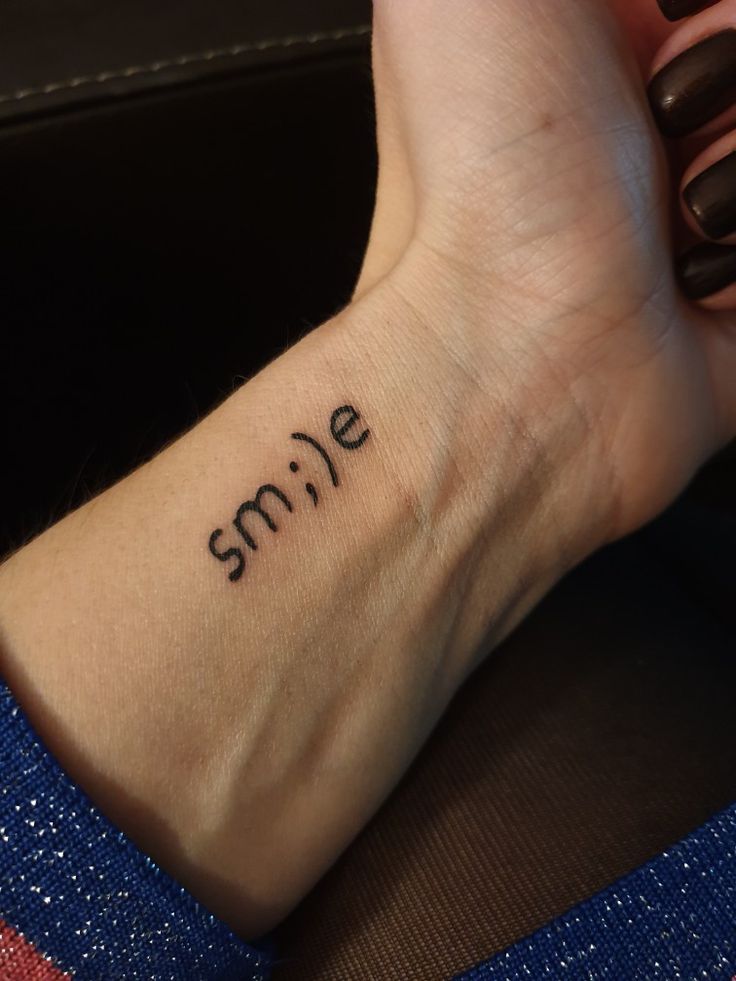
left=0, top=920, right=69, bottom=980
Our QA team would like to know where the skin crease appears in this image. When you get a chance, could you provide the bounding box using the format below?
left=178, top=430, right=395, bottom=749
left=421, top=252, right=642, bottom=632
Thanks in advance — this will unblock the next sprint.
left=1, top=0, right=736, bottom=944
left=360, top=0, right=736, bottom=537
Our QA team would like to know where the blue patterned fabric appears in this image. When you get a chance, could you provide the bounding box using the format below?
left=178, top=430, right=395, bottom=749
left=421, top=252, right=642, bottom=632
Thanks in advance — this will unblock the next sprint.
left=455, top=803, right=736, bottom=980
left=4, top=670, right=736, bottom=980
left=0, top=679, right=273, bottom=979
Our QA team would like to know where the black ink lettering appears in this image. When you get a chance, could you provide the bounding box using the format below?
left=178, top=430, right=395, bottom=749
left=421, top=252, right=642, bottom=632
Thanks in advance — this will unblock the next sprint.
left=291, top=433, right=339, bottom=487
left=330, top=405, right=370, bottom=450
left=234, top=484, right=293, bottom=549
left=210, top=406, right=370, bottom=583
left=209, top=529, right=245, bottom=582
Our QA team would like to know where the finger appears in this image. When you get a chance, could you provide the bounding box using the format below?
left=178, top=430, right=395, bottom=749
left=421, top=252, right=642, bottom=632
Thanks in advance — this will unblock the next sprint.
left=681, top=130, right=736, bottom=243
left=606, top=0, right=675, bottom=72
left=677, top=242, right=736, bottom=307
left=656, top=0, right=719, bottom=22
left=648, top=1, right=736, bottom=140
left=699, top=306, right=736, bottom=434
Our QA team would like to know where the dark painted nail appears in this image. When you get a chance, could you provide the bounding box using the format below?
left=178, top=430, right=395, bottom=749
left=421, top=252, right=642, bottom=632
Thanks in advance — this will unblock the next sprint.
left=677, top=243, right=736, bottom=300
left=657, top=0, right=712, bottom=20
left=648, top=30, right=736, bottom=138
left=684, top=152, right=736, bottom=240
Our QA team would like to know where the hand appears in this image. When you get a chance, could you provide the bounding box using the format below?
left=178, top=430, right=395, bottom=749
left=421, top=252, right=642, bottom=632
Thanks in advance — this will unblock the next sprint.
left=358, top=0, right=736, bottom=569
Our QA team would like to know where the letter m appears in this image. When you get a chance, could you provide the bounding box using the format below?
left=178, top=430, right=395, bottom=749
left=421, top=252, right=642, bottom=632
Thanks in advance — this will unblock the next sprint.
left=233, top=484, right=293, bottom=550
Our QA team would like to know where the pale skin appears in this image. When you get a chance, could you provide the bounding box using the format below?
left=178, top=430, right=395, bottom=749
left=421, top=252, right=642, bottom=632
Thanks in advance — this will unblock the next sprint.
left=2, top=0, right=736, bottom=944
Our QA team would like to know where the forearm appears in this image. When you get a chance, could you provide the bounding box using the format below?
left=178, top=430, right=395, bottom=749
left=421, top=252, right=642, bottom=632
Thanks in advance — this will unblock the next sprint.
left=0, top=280, right=586, bottom=937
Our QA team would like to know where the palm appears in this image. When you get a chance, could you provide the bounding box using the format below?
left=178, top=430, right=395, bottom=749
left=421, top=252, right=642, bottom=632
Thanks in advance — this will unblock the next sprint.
left=360, top=0, right=736, bottom=542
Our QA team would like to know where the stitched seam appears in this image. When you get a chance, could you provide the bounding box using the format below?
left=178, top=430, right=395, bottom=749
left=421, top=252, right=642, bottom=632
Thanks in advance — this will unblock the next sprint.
left=0, top=23, right=372, bottom=106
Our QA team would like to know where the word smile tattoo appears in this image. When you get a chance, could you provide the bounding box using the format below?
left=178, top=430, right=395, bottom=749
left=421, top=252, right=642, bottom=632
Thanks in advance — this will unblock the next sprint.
left=208, top=405, right=370, bottom=583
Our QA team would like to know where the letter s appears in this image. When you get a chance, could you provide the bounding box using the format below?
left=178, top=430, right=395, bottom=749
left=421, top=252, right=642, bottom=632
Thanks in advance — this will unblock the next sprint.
left=208, top=529, right=245, bottom=582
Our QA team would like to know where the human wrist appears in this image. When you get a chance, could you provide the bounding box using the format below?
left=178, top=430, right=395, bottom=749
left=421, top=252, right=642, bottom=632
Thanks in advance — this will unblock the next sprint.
left=336, top=266, right=616, bottom=657
left=0, top=273, right=607, bottom=937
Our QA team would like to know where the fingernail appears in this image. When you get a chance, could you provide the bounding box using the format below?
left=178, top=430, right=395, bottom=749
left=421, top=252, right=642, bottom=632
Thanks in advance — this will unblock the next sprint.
left=657, top=0, right=712, bottom=21
left=677, top=243, right=736, bottom=299
left=648, top=30, right=736, bottom=138
left=684, top=152, right=736, bottom=240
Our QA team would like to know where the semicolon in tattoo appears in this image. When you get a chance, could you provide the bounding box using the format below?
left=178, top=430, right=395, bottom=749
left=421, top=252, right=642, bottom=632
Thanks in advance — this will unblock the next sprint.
left=208, top=404, right=370, bottom=583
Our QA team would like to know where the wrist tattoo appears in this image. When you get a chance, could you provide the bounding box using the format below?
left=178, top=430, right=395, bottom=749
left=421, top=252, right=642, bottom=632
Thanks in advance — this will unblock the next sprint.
left=208, top=405, right=370, bottom=582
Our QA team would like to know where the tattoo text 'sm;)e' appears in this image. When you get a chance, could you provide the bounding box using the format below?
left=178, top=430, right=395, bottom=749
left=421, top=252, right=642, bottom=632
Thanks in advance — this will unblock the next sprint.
left=208, top=405, right=370, bottom=582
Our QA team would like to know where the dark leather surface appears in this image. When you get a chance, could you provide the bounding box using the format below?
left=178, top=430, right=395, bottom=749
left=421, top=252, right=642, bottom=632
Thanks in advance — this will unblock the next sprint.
left=0, top=0, right=371, bottom=123
left=0, top=54, right=376, bottom=554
